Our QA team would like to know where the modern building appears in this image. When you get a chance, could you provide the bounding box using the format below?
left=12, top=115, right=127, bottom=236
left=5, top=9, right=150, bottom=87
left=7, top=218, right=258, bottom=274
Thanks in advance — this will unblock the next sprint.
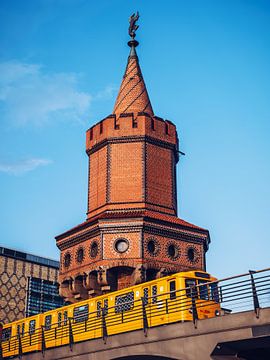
left=56, top=23, right=211, bottom=303
left=0, top=246, right=64, bottom=324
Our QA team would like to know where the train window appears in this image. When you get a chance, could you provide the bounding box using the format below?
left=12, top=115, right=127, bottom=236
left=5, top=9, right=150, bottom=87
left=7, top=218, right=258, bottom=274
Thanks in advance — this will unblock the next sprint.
left=115, top=291, right=134, bottom=313
left=97, top=301, right=102, bottom=317
left=74, top=304, right=89, bottom=323
left=143, top=288, right=149, bottom=305
left=169, top=281, right=176, bottom=300
left=210, top=283, right=219, bottom=303
left=103, top=299, right=108, bottom=316
left=152, top=285, right=158, bottom=304
left=58, top=312, right=62, bottom=327
left=198, top=280, right=209, bottom=300
left=63, top=311, right=68, bottom=325
left=2, top=327, right=11, bottom=341
left=29, top=320, right=36, bottom=335
left=185, top=279, right=198, bottom=298
left=17, top=324, right=20, bottom=337
left=45, top=315, right=52, bottom=330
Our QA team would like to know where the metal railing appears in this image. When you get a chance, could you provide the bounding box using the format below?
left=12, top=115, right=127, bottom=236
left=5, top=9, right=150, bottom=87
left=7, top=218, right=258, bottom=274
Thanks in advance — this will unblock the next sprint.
left=1, top=267, right=270, bottom=358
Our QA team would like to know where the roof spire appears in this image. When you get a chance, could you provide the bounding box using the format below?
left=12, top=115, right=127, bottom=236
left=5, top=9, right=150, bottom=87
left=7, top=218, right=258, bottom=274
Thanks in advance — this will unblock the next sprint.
left=113, top=13, right=154, bottom=117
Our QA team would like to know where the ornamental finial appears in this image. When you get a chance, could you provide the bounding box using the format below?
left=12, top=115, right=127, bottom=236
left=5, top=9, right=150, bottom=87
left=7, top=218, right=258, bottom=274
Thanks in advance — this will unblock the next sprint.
left=128, top=11, right=139, bottom=39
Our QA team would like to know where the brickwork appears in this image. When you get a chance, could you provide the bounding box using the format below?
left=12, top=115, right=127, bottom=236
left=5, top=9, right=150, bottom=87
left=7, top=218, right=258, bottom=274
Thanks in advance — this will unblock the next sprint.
left=88, top=146, right=107, bottom=212
left=146, top=143, right=174, bottom=211
left=110, top=142, right=143, bottom=203
left=0, top=254, right=59, bottom=324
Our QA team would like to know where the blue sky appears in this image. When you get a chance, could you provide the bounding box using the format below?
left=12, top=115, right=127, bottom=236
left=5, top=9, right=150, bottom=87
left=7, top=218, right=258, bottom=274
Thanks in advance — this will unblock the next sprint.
left=0, top=0, right=269, bottom=279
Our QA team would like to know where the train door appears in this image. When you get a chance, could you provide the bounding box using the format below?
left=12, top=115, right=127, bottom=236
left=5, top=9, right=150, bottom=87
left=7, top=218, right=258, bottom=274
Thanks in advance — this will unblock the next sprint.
left=166, top=278, right=179, bottom=323
left=94, top=298, right=108, bottom=339
left=54, top=308, right=69, bottom=347
left=142, top=284, right=150, bottom=327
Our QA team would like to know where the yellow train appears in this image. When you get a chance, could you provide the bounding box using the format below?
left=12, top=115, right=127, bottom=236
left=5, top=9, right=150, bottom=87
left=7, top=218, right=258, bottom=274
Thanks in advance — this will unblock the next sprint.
left=1, top=270, right=220, bottom=358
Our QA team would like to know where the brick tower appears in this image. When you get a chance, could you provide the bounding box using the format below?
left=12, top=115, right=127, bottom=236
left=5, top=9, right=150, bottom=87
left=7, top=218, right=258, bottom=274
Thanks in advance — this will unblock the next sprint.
left=56, top=18, right=210, bottom=303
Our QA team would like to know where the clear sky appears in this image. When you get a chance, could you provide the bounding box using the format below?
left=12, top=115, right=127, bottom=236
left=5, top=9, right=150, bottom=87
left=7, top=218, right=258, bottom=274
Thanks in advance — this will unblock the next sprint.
left=0, top=0, right=269, bottom=279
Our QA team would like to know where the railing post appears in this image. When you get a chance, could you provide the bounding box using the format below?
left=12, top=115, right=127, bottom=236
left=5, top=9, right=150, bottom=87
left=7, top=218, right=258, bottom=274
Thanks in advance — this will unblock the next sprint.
left=249, top=270, right=260, bottom=318
left=190, top=286, right=198, bottom=328
left=41, top=326, right=46, bottom=356
left=101, top=308, right=108, bottom=344
left=141, top=297, right=149, bottom=336
left=68, top=318, right=74, bottom=351
left=18, top=333, right=23, bottom=359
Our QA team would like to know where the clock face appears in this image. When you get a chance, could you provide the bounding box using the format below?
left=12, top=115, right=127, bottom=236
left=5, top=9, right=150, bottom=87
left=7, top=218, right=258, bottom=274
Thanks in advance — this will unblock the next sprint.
left=115, top=238, right=129, bottom=253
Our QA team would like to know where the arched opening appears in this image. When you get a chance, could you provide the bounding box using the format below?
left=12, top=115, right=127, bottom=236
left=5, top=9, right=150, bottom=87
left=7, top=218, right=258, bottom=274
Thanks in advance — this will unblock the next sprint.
left=146, top=268, right=158, bottom=281
left=107, top=266, right=134, bottom=291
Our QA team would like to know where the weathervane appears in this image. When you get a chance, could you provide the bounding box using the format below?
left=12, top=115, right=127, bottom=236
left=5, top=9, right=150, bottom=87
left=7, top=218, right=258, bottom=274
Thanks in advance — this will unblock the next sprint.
left=129, top=11, right=139, bottom=39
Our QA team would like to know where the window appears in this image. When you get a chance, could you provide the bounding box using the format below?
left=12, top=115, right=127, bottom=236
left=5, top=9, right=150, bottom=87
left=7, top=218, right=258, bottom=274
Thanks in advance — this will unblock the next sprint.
left=45, top=315, right=52, bottom=330
left=90, top=128, right=93, bottom=140
left=152, top=285, right=158, bottom=304
left=210, top=283, right=219, bottom=303
left=114, top=238, right=129, bottom=253
left=26, top=277, right=64, bottom=317
left=143, top=288, right=149, bottom=305
left=74, top=304, right=89, bottom=323
left=151, top=118, right=155, bottom=130
left=115, top=292, right=134, bottom=313
left=57, top=312, right=62, bottom=327
left=29, top=320, right=36, bottom=335
left=97, top=301, right=102, bottom=317
left=63, top=311, right=68, bottom=326
left=198, top=280, right=209, bottom=300
left=165, top=122, right=169, bottom=134
left=185, top=279, right=198, bottom=299
left=187, top=248, right=195, bottom=262
left=90, top=242, right=98, bottom=258
left=168, top=244, right=179, bottom=259
left=64, top=253, right=71, bottom=268
left=103, top=299, right=108, bottom=316
left=100, top=121, right=103, bottom=134
left=2, top=327, right=11, bottom=341
left=169, top=281, right=176, bottom=300
left=76, top=248, right=84, bottom=263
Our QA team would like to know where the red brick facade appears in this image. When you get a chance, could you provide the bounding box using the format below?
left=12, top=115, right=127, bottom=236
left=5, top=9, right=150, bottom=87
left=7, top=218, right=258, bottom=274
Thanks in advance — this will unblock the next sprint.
left=56, top=38, right=210, bottom=302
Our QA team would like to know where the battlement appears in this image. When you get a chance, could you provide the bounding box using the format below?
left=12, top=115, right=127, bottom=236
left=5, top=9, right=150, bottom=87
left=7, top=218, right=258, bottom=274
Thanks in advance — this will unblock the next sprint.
left=86, top=112, right=178, bottom=152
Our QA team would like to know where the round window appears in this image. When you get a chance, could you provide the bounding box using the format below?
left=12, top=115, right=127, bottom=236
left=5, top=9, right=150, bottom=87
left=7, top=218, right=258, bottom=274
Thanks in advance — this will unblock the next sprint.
left=114, top=238, right=129, bottom=253
left=167, top=244, right=179, bottom=259
left=147, top=240, right=156, bottom=254
left=76, top=248, right=84, bottom=263
left=187, top=248, right=195, bottom=262
left=90, top=242, right=98, bottom=258
left=63, top=253, right=71, bottom=268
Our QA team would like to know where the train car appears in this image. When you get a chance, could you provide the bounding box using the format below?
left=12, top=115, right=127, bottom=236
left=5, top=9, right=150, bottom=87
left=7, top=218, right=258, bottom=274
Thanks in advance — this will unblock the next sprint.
left=1, top=270, right=220, bottom=358
left=1, top=314, right=42, bottom=357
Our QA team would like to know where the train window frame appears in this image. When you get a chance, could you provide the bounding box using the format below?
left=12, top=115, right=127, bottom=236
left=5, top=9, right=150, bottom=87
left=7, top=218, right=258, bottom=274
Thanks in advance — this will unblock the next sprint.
left=63, top=311, right=68, bottom=325
left=143, top=287, right=149, bottom=305
left=45, top=315, right=52, bottom=330
left=198, top=279, right=209, bottom=300
left=97, top=301, right=102, bottom=317
left=210, top=282, right=220, bottom=303
left=152, top=285, right=158, bottom=304
left=185, top=278, right=198, bottom=299
left=169, top=280, right=176, bottom=300
left=103, top=299, right=108, bottom=316
left=29, top=320, right=36, bottom=335
left=57, top=312, right=62, bottom=327
left=2, top=327, right=11, bottom=341
left=115, top=291, right=134, bottom=313
left=74, top=304, right=89, bottom=323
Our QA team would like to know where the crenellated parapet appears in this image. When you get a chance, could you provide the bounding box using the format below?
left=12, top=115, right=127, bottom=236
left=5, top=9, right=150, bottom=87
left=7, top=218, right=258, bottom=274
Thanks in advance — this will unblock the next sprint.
left=86, top=112, right=178, bottom=155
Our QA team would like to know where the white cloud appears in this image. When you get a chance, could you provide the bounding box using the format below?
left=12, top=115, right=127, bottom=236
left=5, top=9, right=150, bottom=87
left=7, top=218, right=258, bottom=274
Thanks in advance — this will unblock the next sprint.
left=0, top=158, right=52, bottom=175
left=94, top=84, right=118, bottom=100
left=0, top=61, right=92, bottom=126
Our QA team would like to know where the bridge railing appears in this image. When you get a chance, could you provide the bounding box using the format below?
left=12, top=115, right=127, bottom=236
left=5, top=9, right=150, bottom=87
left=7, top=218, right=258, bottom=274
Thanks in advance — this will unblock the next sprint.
left=1, top=267, right=270, bottom=358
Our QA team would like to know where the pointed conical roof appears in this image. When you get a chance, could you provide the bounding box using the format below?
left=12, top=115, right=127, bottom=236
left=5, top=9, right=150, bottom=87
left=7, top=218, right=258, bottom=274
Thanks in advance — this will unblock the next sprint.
left=113, top=40, right=154, bottom=116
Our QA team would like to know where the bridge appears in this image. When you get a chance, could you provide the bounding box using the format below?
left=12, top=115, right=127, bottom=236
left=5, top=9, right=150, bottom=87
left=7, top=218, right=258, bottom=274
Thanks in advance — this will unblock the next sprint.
left=21, top=307, right=270, bottom=360
left=3, top=268, right=270, bottom=360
